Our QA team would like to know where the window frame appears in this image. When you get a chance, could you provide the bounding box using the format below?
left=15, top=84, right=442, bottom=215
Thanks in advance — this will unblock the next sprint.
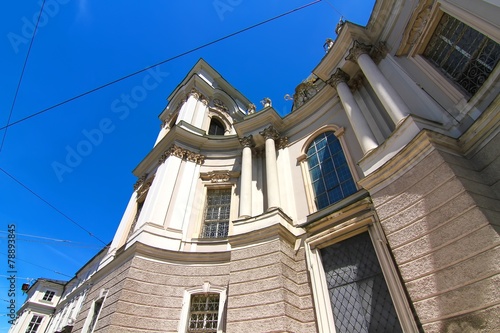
left=408, top=4, right=500, bottom=118
left=178, top=283, right=227, bottom=333
left=298, top=126, right=360, bottom=214
left=25, top=314, right=44, bottom=333
left=305, top=218, right=418, bottom=332
left=208, top=117, right=226, bottom=136
left=41, top=290, right=56, bottom=302
left=81, top=289, right=108, bottom=333
left=201, top=187, right=232, bottom=239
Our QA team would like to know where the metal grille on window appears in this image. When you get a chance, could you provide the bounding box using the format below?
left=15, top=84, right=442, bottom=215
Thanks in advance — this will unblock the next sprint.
left=202, top=189, right=231, bottom=238
left=307, top=131, right=357, bottom=210
left=320, top=233, right=403, bottom=333
left=25, top=315, right=43, bottom=333
left=424, top=13, right=500, bottom=96
left=188, top=294, right=219, bottom=333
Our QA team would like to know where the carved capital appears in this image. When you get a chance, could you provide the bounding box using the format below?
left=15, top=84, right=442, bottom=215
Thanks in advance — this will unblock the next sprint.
left=371, top=41, right=389, bottom=63
left=158, top=145, right=205, bottom=165
left=277, top=136, right=288, bottom=149
left=327, top=68, right=350, bottom=89
left=346, top=40, right=372, bottom=63
left=239, top=135, right=255, bottom=148
left=133, top=175, right=147, bottom=191
left=260, top=126, right=280, bottom=140
left=349, top=74, right=364, bottom=92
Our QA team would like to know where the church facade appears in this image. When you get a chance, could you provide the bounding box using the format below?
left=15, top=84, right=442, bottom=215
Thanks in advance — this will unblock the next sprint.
left=11, top=0, right=500, bottom=332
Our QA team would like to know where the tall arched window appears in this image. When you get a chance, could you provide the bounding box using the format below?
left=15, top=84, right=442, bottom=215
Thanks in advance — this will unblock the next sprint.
left=208, top=118, right=225, bottom=135
left=306, top=131, right=357, bottom=209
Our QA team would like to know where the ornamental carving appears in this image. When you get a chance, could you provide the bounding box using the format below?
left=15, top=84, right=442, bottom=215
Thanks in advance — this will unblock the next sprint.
left=247, top=103, right=256, bottom=114
left=239, top=135, right=255, bottom=148
left=327, top=68, right=350, bottom=88
left=187, top=87, right=208, bottom=104
left=346, top=40, right=372, bottom=63
left=371, top=41, right=389, bottom=64
left=261, top=97, right=272, bottom=108
left=134, top=174, right=155, bottom=200
left=200, top=170, right=240, bottom=183
left=397, top=0, right=435, bottom=56
left=213, top=99, right=228, bottom=112
left=277, top=136, right=289, bottom=149
left=158, top=145, right=205, bottom=165
left=133, top=175, right=147, bottom=191
left=259, top=125, right=280, bottom=140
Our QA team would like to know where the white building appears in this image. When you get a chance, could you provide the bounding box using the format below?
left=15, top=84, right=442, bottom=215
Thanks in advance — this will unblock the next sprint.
left=11, top=0, right=500, bottom=332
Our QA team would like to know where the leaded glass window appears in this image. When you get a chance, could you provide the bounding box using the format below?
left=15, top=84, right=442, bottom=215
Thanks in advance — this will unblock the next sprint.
left=25, top=315, right=43, bottom=333
left=306, top=131, right=357, bottom=210
left=424, top=13, right=500, bottom=96
left=321, top=233, right=402, bottom=333
left=202, top=189, right=231, bottom=238
left=188, top=294, right=220, bottom=333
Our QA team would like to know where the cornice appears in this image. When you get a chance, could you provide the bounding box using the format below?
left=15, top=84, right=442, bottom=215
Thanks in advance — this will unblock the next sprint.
left=358, top=129, right=459, bottom=192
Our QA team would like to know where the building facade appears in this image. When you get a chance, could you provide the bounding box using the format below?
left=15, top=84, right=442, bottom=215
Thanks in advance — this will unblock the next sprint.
left=11, top=0, right=500, bottom=332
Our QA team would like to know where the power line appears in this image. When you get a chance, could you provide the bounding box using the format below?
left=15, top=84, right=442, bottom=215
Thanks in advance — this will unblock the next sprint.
left=322, top=0, right=345, bottom=18
left=0, top=167, right=107, bottom=246
left=0, top=253, right=73, bottom=278
left=0, top=0, right=46, bottom=152
left=0, top=236, right=103, bottom=249
left=0, top=0, right=322, bottom=131
left=0, top=230, right=102, bottom=247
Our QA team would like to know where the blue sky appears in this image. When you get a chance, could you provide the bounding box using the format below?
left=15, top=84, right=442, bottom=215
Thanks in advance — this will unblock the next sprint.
left=0, top=0, right=374, bottom=330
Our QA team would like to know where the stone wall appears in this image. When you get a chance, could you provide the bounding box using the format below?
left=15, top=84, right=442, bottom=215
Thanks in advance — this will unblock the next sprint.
left=226, top=238, right=316, bottom=333
left=367, top=136, right=500, bottom=332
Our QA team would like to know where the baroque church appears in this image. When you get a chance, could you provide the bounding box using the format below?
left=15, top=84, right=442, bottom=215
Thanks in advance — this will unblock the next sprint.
left=10, top=0, right=500, bottom=332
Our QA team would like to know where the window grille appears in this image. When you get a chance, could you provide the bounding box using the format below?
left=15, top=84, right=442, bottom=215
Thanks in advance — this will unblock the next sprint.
left=42, top=290, right=55, bottom=302
left=202, top=189, right=231, bottom=238
left=25, top=315, right=43, bottom=333
left=188, top=294, right=220, bottom=333
left=307, top=132, right=357, bottom=209
left=424, top=13, right=500, bottom=96
left=320, top=233, right=402, bottom=333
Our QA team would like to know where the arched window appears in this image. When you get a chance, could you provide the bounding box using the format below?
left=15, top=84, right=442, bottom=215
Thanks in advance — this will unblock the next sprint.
left=208, top=118, right=225, bottom=135
left=306, top=131, right=357, bottom=209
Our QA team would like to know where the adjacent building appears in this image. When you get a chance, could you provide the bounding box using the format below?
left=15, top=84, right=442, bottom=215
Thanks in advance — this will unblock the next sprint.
left=11, top=0, right=500, bottom=332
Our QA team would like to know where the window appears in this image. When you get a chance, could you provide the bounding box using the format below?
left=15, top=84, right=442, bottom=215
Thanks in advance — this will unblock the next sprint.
left=178, top=284, right=227, bottom=333
left=25, top=315, right=43, bottom=333
left=306, top=131, right=357, bottom=209
left=42, top=290, right=55, bottom=302
left=208, top=118, right=225, bottom=135
left=128, top=200, right=144, bottom=239
left=187, top=294, right=220, bottom=333
left=202, top=189, right=231, bottom=238
left=321, top=233, right=402, bottom=333
left=423, top=13, right=499, bottom=96
left=87, top=298, right=103, bottom=332
left=82, top=290, right=107, bottom=333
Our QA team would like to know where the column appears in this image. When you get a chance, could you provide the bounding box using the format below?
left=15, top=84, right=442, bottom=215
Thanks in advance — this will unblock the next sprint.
left=239, top=135, right=254, bottom=218
left=346, top=41, right=410, bottom=124
left=328, top=68, right=378, bottom=153
left=259, top=126, right=281, bottom=211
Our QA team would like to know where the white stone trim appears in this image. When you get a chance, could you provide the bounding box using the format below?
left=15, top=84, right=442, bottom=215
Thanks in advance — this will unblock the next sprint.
left=178, top=283, right=227, bottom=333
